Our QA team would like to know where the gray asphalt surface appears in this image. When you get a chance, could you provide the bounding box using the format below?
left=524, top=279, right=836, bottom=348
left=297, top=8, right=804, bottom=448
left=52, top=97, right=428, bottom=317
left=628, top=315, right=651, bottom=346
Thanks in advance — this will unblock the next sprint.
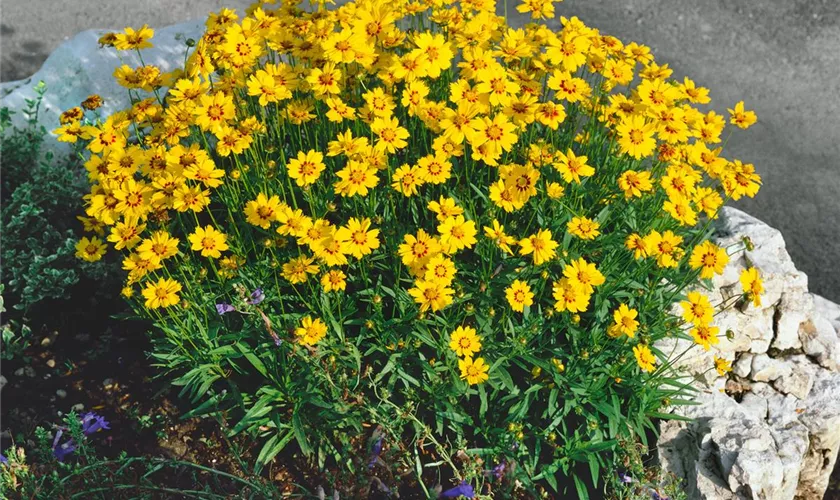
left=2, top=0, right=839, bottom=301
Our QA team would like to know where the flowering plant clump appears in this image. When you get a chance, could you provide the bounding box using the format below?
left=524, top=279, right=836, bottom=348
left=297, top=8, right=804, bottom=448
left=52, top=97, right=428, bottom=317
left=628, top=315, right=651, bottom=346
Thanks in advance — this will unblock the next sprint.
left=62, top=0, right=764, bottom=495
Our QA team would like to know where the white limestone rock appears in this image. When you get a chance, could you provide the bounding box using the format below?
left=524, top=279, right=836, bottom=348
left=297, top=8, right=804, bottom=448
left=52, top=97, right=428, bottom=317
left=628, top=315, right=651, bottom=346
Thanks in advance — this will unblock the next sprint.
left=0, top=20, right=204, bottom=151
left=657, top=208, right=840, bottom=500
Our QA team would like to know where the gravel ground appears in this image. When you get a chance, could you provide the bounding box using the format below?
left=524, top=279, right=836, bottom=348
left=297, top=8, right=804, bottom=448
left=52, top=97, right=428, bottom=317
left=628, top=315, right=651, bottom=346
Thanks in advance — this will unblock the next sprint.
left=2, top=0, right=839, bottom=302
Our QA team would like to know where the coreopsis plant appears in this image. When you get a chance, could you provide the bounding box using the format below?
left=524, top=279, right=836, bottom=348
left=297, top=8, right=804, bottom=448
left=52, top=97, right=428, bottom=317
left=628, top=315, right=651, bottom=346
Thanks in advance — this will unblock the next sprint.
left=61, top=0, right=765, bottom=496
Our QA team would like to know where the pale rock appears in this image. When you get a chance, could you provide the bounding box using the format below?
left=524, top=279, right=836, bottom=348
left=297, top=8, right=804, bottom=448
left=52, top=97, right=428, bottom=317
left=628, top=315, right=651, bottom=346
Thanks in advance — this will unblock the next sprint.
left=799, top=315, right=840, bottom=371
left=771, top=355, right=816, bottom=400
left=750, top=353, right=792, bottom=383
left=733, top=352, right=753, bottom=378
left=771, top=292, right=809, bottom=351
left=658, top=208, right=840, bottom=500
left=796, top=369, right=840, bottom=498
left=814, top=293, right=840, bottom=332
left=0, top=20, right=205, bottom=153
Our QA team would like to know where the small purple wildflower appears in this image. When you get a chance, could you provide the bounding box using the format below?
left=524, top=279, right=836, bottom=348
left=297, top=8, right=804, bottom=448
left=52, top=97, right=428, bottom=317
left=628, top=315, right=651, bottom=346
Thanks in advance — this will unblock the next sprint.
left=368, top=435, right=384, bottom=469
left=52, top=430, right=76, bottom=462
left=440, top=481, right=475, bottom=498
left=248, top=288, right=265, bottom=305
left=216, top=302, right=235, bottom=315
left=80, top=412, right=110, bottom=435
left=491, top=460, right=506, bottom=480
left=0, top=453, right=8, bottom=466
left=619, top=472, right=634, bottom=484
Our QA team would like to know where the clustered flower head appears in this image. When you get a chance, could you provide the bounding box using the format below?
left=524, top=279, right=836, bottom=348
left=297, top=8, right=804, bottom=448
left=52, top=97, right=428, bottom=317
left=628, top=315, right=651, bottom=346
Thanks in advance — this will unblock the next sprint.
left=61, top=0, right=764, bottom=493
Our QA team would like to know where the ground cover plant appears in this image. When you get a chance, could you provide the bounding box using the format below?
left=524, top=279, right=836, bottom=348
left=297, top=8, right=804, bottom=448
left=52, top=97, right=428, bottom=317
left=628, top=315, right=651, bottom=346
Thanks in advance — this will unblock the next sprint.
left=56, top=0, right=764, bottom=496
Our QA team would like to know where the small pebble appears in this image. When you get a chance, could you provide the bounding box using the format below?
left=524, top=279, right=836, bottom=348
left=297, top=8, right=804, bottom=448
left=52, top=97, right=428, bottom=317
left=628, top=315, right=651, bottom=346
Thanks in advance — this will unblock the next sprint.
left=0, top=375, right=6, bottom=391
left=56, top=389, right=67, bottom=399
left=71, top=403, right=84, bottom=412
left=41, top=337, right=52, bottom=347
left=46, top=359, right=56, bottom=368
left=23, top=366, right=36, bottom=378
left=13, top=368, right=23, bottom=377
left=103, top=378, right=114, bottom=388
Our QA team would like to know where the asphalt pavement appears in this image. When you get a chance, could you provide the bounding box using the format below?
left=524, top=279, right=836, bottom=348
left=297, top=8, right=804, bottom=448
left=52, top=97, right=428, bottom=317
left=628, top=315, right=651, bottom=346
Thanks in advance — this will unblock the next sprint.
left=2, top=0, right=838, bottom=301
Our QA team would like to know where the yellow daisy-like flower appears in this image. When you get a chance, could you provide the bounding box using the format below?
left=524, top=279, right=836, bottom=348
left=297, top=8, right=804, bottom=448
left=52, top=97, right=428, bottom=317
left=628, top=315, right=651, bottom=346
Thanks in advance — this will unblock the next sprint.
left=681, top=291, right=714, bottom=326
left=75, top=236, right=107, bottom=262
left=113, top=24, right=154, bottom=51
left=424, top=255, right=457, bottom=285
left=563, top=258, right=605, bottom=293
left=567, top=216, right=600, bottom=240
left=633, top=344, right=656, bottom=373
left=136, top=231, right=179, bottom=265
left=483, top=219, right=516, bottom=255
left=449, top=326, right=482, bottom=358
left=727, top=101, right=757, bottom=129
left=552, top=278, right=590, bottom=313
left=689, top=240, right=729, bottom=280
left=321, top=269, right=347, bottom=293
left=244, top=193, right=283, bottom=229
left=518, top=229, right=558, bottom=266
left=282, top=255, right=319, bottom=284
left=141, top=277, right=182, bottom=309
left=505, top=280, right=534, bottom=313
left=336, top=217, right=380, bottom=259
left=714, top=355, right=733, bottom=376
left=458, top=357, right=490, bottom=385
left=408, top=280, right=453, bottom=312
left=740, top=267, right=764, bottom=307
left=295, top=316, right=328, bottom=346
left=438, top=215, right=477, bottom=254
left=287, top=150, right=326, bottom=187
left=612, top=304, right=639, bottom=338
left=690, top=324, right=720, bottom=351
left=188, top=225, right=229, bottom=259
left=553, top=149, right=594, bottom=184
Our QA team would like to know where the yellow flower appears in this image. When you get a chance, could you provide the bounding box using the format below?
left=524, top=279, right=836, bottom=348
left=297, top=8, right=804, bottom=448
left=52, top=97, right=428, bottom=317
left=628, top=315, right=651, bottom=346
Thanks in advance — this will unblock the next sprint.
left=616, top=115, right=657, bottom=159
left=567, top=216, right=600, bottom=240
left=306, top=63, right=343, bottom=96
left=689, top=241, right=729, bottom=280
left=408, top=280, right=453, bottom=312
left=690, top=325, right=720, bottom=351
left=438, top=216, right=477, bottom=254
left=633, top=344, right=656, bottom=373
left=391, top=164, right=427, bottom=196
left=506, top=280, right=534, bottom=313
left=714, top=355, right=733, bottom=376
left=553, top=149, right=594, bottom=184
left=287, top=150, right=326, bottom=187
left=321, top=270, right=347, bottom=292
left=483, top=219, right=516, bottom=255
left=625, top=233, right=649, bottom=260
left=459, top=357, right=490, bottom=385
left=518, top=229, right=558, bottom=266
left=563, top=258, right=605, bottom=293
left=336, top=217, right=380, bottom=259
left=371, top=116, right=409, bottom=153
left=295, top=316, right=328, bottom=346
left=449, top=326, right=481, bottom=358
left=740, top=267, right=763, bottom=307
left=399, top=230, right=442, bottom=267
left=244, top=193, right=283, bottom=229
left=645, top=230, right=684, bottom=268
left=417, top=154, right=452, bottom=185
left=334, top=160, right=379, bottom=198
left=75, top=237, right=107, bottom=262
left=113, top=25, right=154, bottom=51
left=194, top=92, right=235, bottom=133
left=618, top=170, right=653, bottom=198
left=612, top=304, right=639, bottom=338
left=188, top=226, right=229, bottom=258
left=681, top=291, right=714, bottom=326
left=108, top=219, right=146, bottom=250
left=141, top=278, right=182, bottom=309
left=424, top=255, right=457, bottom=285
left=136, top=231, right=180, bottom=265
left=727, top=101, right=757, bottom=129
left=282, top=255, right=319, bottom=284
left=552, top=278, right=590, bottom=313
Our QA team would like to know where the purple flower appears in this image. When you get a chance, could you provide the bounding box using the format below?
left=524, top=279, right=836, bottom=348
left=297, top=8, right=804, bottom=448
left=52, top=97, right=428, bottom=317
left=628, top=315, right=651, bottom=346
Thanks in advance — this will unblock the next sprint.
left=216, top=302, right=235, bottom=315
left=0, top=453, right=8, bottom=466
left=491, top=460, right=506, bottom=480
left=52, top=430, right=76, bottom=462
left=248, top=288, right=265, bottom=305
left=81, top=412, right=110, bottom=435
left=440, top=481, right=475, bottom=498
left=368, top=436, right=384, bottom=469
left=619, top=472, right=634, bottom=484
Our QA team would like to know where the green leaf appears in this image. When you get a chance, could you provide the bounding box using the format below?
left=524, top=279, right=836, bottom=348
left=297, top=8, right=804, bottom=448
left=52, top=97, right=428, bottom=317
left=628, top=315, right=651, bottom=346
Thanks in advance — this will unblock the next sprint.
left=292, top=411, right=311, bottom=456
